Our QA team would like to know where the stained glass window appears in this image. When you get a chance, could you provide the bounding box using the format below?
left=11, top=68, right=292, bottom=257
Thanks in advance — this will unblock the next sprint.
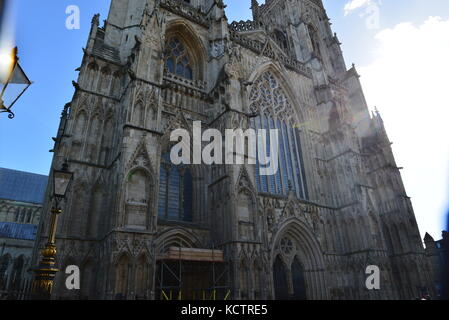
left=164, top=37, right=194, bottom=80
left=249, top=71, right=308, bottom=200
left=158, top=153, right=193, bottom=222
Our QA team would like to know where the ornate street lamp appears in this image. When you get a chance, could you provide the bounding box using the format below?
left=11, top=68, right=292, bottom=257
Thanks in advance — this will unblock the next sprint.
left=33, top=161, right=74, bottom=300
left=0, top=47, right=32, bottom=119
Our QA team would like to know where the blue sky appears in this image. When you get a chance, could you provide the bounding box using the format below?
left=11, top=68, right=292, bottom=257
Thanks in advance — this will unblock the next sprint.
left=0, top=0, right=448, bottom=239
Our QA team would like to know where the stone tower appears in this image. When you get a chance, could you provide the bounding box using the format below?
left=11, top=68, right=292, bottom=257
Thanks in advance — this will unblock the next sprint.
left=33, top=0, right=433, bottom=300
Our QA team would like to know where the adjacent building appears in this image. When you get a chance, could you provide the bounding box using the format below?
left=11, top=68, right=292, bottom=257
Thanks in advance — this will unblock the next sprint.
left=0, top=168, right=47, bottom=297
left=424, top=231, right=449, bottom=299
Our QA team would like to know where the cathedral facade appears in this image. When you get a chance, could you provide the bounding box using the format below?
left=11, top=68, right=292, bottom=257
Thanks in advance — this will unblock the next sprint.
left=33, top=0, right=434, bottom=300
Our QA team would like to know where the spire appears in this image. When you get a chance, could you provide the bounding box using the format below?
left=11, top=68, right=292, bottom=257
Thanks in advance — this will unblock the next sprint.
left=91, top=13, right=100, bottom=27
left=424, top=233, right=435, bottom=242
left=443, top=230, right=449, bottom=241
left=251, top=0, right=259, bottom=20
left=86, top=14, right=100, bottom=52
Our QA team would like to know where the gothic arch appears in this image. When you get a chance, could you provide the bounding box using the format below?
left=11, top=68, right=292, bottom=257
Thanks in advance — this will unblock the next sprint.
left=158, top=111, right=196, bottom=170
left=135, top=252, right=152, bottom=299
left=273, top=255, right=289, bottom=299
left=0, top=254, right=11, bottom=286
left=87, top=61, right=99, bottom=71
left=72, top=109, right=88, bottom=139
left=66, top=180, right=90, bottom=236
left=239, top=258, right=250, bottom=299
left=100, top=113, right=115, bottom=164
left=246, top=62, right=306, bottom=124
left=98, top=66, right=112, bottom=93
left=246, top=64, right=310, bottom=200
left=236, top=166, right=257, bottom=195
left=155, top=227, right=202, bottom=254
left=126, top=138, right=156, bottom=173
left=87, top=183, right=106, bottom=237
left=252, top=258, right=264, bottom=299
left=80, top=259, right=96, bottom=299
left=164, top=20, right=207, bottom=81
left=10, top=255, right=25, bottom=290
left=114, top=253, right=131, bottom=299
left=274, top=28, right=288, bottom=49
left=0, top=204, right=7, bottom=221
left=6, top=206, right=15, bottom=222
left=54, top=256, right=77, bottom=297
left=85, top=61, right=99, bottom=89
left=157, top=121, right=204, bottom=223
left=307, top=24, right=322, bottom=57
left=132, top=101, right=145, bottom=127
left=110, top=71, right=122, bottom=96
left=87, top=113, right=103, bottom=162
left=271, top=218, right=327, bottom=299
left=235, top=167, right=259, bottom=241
left=123, top=166, right=154, bottom=230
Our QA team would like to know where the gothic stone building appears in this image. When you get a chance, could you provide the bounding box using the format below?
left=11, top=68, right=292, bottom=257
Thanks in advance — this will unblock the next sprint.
left=0, top=168, right=47, bottom=297
left=424, top=231, right=449, bottom=298
left=34, top=0, right=434, bottom=300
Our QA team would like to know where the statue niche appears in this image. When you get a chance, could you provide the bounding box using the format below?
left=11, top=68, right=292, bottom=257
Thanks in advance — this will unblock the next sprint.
left=237, top=190, right=256, bottom=241
left=125, top=169, right=151, bottom=230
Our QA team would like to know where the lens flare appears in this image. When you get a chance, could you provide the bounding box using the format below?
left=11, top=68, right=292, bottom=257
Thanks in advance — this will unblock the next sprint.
left=0, top=0, right=16, bottom=83
left=0, top=50, right=14, bottom=83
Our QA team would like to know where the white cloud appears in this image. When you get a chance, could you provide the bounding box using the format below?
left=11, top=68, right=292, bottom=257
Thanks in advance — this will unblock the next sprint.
left=344, top=0, right=372, bottom=16
left=359, top=16, right=449, bottom=238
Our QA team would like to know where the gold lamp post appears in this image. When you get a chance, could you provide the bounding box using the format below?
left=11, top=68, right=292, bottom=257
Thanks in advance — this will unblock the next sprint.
left=0, top=47, right=32, bottom=119
left=33, top=161, right=74, bottom=300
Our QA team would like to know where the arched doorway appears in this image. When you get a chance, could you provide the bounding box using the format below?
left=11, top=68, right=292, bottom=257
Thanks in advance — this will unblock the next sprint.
left=155, top=230, right=229, bottom=300
left=273, top=255, right=289, bottom=300
left=291, top=256, right=307, bottom=300
left=273, top=254, right=307, bottom=300
left=10, top=255, right=25, bottom=291
left=272, top=219, right=327, bottom=300
left=0, top=255, right=11, bottom=290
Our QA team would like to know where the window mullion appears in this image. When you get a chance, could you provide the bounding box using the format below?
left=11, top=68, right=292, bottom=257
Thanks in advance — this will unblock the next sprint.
left=164, top=166, right=170, bottom=220
left=179, top=168, right=184, bottom=221
left=286, top=124, right=300, bottom=195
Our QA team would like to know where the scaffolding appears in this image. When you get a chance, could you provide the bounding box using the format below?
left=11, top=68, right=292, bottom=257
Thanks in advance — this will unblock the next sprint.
left=156, top=241, right=231, bottom=300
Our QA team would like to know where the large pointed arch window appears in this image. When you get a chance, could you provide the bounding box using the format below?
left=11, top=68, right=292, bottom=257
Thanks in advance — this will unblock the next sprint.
left=164, top=37, right=193, bottom=80
left=158, top=153, right=193, bottom=222
left=249, top=71, right=308, bottom=200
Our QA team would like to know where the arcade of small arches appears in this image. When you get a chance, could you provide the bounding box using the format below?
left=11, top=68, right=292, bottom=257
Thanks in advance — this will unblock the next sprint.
left=0, top=254, right=30, bottom=292
left=53, top=219, right=327, bottom=300
left=0, top=203, right=41, bottom=225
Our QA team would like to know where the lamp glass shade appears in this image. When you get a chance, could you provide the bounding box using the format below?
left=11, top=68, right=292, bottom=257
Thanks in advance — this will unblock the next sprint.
left=0, top=48, right=31, bottom=114
left=53, top=170, right=73, bottom=198
left=0, top=63, right=31, bottom=108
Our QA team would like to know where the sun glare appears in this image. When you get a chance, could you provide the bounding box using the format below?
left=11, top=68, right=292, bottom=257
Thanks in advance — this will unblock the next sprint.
left=0, top=51, right=14, bottom=82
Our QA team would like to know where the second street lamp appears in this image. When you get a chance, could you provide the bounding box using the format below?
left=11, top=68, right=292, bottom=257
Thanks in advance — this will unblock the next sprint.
left=0, top=47, right=32, bottom=119
left=33, top=161, right=74, bottom=300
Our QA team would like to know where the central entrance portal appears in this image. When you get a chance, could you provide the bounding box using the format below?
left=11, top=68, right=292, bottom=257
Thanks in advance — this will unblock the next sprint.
left=156, top=247, right=230, bottom=300
left=273, top=255, right=307, bottom=300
